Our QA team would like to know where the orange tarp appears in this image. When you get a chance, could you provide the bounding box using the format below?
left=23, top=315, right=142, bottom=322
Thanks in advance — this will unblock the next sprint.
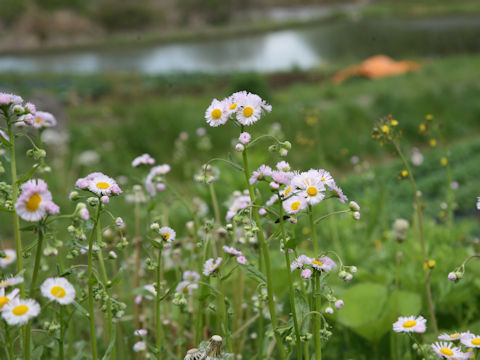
left=332, top=55, right=421, bottom=84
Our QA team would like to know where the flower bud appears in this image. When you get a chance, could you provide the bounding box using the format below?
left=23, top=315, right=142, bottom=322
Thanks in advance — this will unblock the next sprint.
left=235, top=143, right=244, bottom=152
left=150, top=222, right=160, bottom=231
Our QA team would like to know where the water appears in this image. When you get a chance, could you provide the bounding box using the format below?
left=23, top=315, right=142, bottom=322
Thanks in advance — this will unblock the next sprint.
left=0, top=16, right=479, bottom=74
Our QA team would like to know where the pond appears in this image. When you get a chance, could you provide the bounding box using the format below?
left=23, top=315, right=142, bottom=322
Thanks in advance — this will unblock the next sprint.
left=0, top=16, right=479, bottom=74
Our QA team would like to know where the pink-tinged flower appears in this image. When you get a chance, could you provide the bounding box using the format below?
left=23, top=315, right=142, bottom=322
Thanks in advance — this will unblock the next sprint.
left=239, top=132, right=251, bottom=145
left=290, top=255, right=312, bottom=271
left=438, top=332, right=464, bottom=341
left=183, top=271, right=200, bottom=283
left=0, top=93, right=23, bottom=106
left=176, top=281, right=198, bottom=296
left=330, top=184, right=348, bottom=203
left=236, top=256, right=247, bottom=264
left=132, top=154, right=155, bottom=167
left=203, top=258, right=222, bottom=276
left=393, top=315, right=426, bottom=333
left=235, top=144, right=244, bottom=152
left=269, top=181, right=279, bottom=190
left=266, top=194, right=279, bottom=207
left=101, top=196, right=109, bottom=204
left=222, top=246, right=243, bottom=257
left=259, top=207, right=267, bottom=216
left=317, top=169, right=335, bottom=188
left=134, top=329, right=148, bottom=337
left=79, top=207, right=89, bottom=221
left=311, top=256, right=337, bottom=273
left=249, top=165, right=272, bottom=185
left=283, top=195, right=307, bottom=215
left=76, top=172, right=122, bottom=197
left=431, top=342, right=462, bottom=358
left=325, top=307, right=334, bottom=314
left=349, top=201, right=360, bottom=211
left=15, top=179, right=59, bottom=222
left=447, top=272, right=457, bottom=282
left=0, top=129, right=9, bottom=142
left=32, top=111, right=56, bottom=129
left=272, top=171, right=293, bottom=185
left=276, top=161, right=291, bottom=172
left=335, top=300, right=344, bottom=309
left=145, top=164, right=170, bottom=196
left=205, top=99, right=228, bottom=127
left=301, top=269, right=312, bottom=279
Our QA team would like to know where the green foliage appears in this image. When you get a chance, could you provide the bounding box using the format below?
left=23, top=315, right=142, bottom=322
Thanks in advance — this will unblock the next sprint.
left=0, top=0, right=27, bottom=25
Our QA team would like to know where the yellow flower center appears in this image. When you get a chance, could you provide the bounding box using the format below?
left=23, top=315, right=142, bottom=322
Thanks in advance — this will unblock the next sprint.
left=381, top=125, right=389, bottom=134
left=211, top=108, right=222, bottom=119
left=35, top=118, right=41, bottom=124
left=312, top=260, right=323, bottom=266
left=243, top=106, right=254, bottom=117
left=183, top=287, right=189, bottom=295
left=96, top=182, right=110, bottom=189
left=51, top=286, right=66, bottom=298
left=12, top=304, right=29, bottom=316
left=5, top=254, right=10, bottom=260
left=26, top=194, right=42, bottom=212
left=291, top=201, right=301, bottom=211
left=284, top=186, right=291, bottom=196
left=321, top=177, right=326, bottom=182
left=0, top=280, right=7, bottom=286
left=229, top=103, right=237, bottom=110
left=472, top=338, right=480, bottom=346
left=391, top=119, right=399, bottom=126
left=449, top=333, right=459, bottom=339
left=440, top=348, right=453, bottom=356
left=0, top=296, right=9, bottom=308
left=402, top=320, right=417, bottom=328
left=307, top=186, right=317, bottom=196
left=162, top=233, right=170, bottom=239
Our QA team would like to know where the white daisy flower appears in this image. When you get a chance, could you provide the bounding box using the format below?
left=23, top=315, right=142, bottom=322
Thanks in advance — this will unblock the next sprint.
left=283, top=195, right=307, bottom=214
left=317, top=169, right=335, bottom=188
left=311, top=256, right=337, bottom=273
left=291, top=170, right=326, bottom=206
left=87, top=174, right=118, bottom=196
left=183, top=271, right=200, bottom=283
left=15, top=179, right=59, bottom=222
left=290, top=255, right=313, bottom=271
left=431, top=342, right=462, bottom=358
left=205, top=99, right=228, bottom=127
left=32, top=111, right=56, bottom=129
left=158, top=226, right=176, bottom=242
left=176, top=281, right=198, bottom=296
left=438, top=333, right=464, bottom=341
left=40, top=277, right=76, bottom=305
left=0, top=276, right=24, bottom=288
left=0, top=249, right=16, bottom=269
left=460, top=333, right=480, bottom=348
left=392, top=315, right=426, bottom=333
left=235, top=91, right=271, bottom=126
left=225, top=194, right=251, bottom=222
left=2, top=298, right=40, bottom=326
left=0, top=288, right=20, bottom=310
left=203, top=258, right=222, bottom=276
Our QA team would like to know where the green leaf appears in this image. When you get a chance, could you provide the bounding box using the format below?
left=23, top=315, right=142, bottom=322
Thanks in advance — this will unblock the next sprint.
left=71, top=300, right=89, bottom=318
left=159, top=281, right=179, bottom=301
left=16, top=163, right=40, bottom=185
left=101, top=327, right=117, bottom=360
left=108, top=269, right=123, bottom=288
left=285, top=237, right=299, bottom=250
left=294, top=289, right=309, bottom=333
left=148, top=237, right=163, bottom=250
left=243, top=264, right=266, bottom=284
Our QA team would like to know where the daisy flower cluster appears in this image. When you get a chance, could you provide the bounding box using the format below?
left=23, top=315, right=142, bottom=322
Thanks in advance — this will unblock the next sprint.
left=15, top=179, right=59, bottom=222
left=205, top=91, right=271, bottom=127
left=75, top=172, right=122, bottom=198
left=145, top=164, right=170, bottom=196
left=225, top=191, right=251, bottom=222
left=176, top=271, right=200, bottom=296
left=393, top=316, right=480, bottom=359
left=290, top=254, right=337, bottom=277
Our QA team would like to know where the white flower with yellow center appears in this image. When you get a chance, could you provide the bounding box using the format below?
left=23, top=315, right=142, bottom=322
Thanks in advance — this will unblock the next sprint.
left=439, top=332, right=464, bottom=341
left=0, top=249, right=16, bottom=269
left=0, top=276, right=24, bottom=288
left=283, top=196, right=307, bottom=214
left=392, top=315, right=426, bottom=333
left=235, top=92, right=271, bottom=126
left=317, top=169, right=335, bottom=188
left=40, top=277, right=76, bottom=305
left=87, top=174, right=117, bottom=196
left=461, top=333, right=480, bottom=348
left=0, top=288, right=19, bottom=310
left=310, top=256, right=337, bottom=273
left=15, top=179, right=57, bottom=222
left=2, top=298, right=40, bottom=326
left=291, top=170, right=325, bottom=206
left=176, top=281, right=198, bottom=296
left=205, top=99, right=228, bottom=127
left=158, top=226, right=176, bottom=243
left=431, top=342, right=462, bottom=358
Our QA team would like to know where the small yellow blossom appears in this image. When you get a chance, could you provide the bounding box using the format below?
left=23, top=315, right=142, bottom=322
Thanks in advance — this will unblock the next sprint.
left=390, top=119, right=399, bottom=126
left=424, top=260, right=436, bottom=270
left=401, top=170, right=409, bottom=177
left=425, top=114, right=434, bottom=121
left=441, top=157, right=448, bottom=166
left=381, top=125, right=390, bottom=134
left=419, top=124, right=426, bottom=132
left=429, top=139, right=437, bottom=147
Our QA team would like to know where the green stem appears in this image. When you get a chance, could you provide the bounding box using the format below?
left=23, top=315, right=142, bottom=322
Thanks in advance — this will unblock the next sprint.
left=156, top=244, right=164, bottom=360
left=24, top=226, right=45, bottom=360
left=87, top=204, right=101, bottom=360
left=394, top=143, right=438, bottom=335
left=241, top=148, right=286, bottom=360
left=96, top=228, right=115, bottom=360
left=59, top=306, right=65, bottom=360
left=308, top=205, right=319, bottom=255
left=4, top=321, right=14, bottom=360
left=278, top=200, right=303, bottom=359
left=218, top=276, right=232, bottom=352
left=209, top=183, right=221, bottom=225
left=133, top=201, right=141, bottom=330
left=313, top=275, right=322, bottom=360
left=195, top=233, right=211, bottom=345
